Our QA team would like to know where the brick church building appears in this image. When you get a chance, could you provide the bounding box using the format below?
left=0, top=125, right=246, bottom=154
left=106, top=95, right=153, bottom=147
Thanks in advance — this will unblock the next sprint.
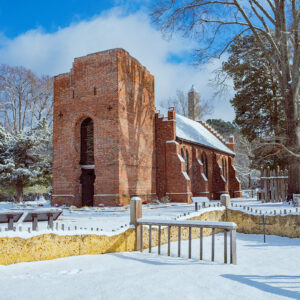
left=52, top=48, right=241, bottom=207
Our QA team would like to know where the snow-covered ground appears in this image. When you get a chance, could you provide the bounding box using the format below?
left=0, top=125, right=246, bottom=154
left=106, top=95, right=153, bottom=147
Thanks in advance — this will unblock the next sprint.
left=231, top=198, right=299, bottom=215
left=0, top=233, right=299, bottom=300
left=0, top=196, right=299, bottom=237
left=0, top=199, right=223, bottom=237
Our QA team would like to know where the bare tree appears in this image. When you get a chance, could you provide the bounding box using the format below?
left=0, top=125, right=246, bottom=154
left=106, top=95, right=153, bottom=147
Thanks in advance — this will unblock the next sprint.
left=151, top=0, right=300, bottom=196
left=0, top=65, right=53, bottom=134
left=234, top=133, right=260, bottom=188
left=159, top=88, right=213, bottom=119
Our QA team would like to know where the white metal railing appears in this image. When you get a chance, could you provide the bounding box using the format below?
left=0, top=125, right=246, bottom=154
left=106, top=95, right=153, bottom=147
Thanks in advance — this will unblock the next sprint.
left=137, top=219, right=237, bottom=264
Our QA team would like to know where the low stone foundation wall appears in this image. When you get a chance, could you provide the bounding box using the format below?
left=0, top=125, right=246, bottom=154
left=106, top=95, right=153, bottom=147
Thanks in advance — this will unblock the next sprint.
left=0, top=209, right=299, bottom=265
left=0, top=229, right=136, bottom=266
left=227, top=210, right=300, bottom=238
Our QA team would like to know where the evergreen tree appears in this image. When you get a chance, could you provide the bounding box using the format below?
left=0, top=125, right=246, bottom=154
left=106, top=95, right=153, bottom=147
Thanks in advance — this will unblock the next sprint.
left=0, top=120, right=51, bottom=202
left=206, top=119, right=237, bottom=138
left=222, top=34, right=285, bottom=142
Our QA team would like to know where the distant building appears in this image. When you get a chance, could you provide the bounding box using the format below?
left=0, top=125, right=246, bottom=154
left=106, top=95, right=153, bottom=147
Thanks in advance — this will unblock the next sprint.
left=52, top=49, right=241, bottom=207
left=188, top=85, right=200, bottom=120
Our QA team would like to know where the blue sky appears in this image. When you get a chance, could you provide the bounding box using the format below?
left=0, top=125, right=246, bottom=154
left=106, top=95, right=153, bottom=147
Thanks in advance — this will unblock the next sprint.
left=0, top=1, right=141, bottom=38
left=0, top=0, right=235, bottom=121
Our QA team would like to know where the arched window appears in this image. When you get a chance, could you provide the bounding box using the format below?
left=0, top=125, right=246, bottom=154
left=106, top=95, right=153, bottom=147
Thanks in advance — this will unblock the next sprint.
left=94, top=87, right=97, bottom=95
left=201, top=152, right=208, bottom=178
left=80, top=118, right=94, bottom=165
left=185, top=150, right=189, bottom=175
left=181, top=149, right=185, bottom=159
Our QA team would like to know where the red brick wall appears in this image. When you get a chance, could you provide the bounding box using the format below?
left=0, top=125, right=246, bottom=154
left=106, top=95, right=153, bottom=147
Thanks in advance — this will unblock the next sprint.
left=155, top=110, right=241, bottom=201
left=116, top=50, right=156, bottom=205
left=52, top=49, right=156, bottom=207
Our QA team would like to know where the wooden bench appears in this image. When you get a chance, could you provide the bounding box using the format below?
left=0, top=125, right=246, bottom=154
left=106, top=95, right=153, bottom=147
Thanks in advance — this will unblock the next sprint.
left=23, top=209, right=62, bottom=231
left=0, top=212, right=24, bottom=230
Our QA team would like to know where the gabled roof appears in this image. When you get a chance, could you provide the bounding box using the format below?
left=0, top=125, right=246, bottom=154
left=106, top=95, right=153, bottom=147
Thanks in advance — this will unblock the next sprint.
left=175, top=114, right=235, bottom=155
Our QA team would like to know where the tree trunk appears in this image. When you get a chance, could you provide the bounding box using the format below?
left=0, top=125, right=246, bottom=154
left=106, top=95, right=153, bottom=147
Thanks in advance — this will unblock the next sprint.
left=15, top=183, right=24, bottom=202
left=286, top=91, right=300, bottom=198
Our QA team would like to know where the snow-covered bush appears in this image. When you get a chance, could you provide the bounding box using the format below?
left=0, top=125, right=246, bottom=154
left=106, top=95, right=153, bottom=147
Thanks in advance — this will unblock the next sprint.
left=0, top=120, right=51, bottom=202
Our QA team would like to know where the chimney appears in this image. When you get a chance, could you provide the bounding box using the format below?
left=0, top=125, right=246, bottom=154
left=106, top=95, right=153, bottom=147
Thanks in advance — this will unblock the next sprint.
left=226, top=135, right=235, bottom=152
left=168, top=107, right=175, bottom=120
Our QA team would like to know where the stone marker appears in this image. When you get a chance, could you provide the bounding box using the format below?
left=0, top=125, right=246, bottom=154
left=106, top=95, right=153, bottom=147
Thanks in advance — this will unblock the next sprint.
left=220, top=194, right=230, bottom=207
left=130, top=197, right=142, bottom=251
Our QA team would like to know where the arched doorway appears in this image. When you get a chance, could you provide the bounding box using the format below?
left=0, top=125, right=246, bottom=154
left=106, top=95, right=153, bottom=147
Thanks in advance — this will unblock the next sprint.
left=79, top=118, right=95, bottom=206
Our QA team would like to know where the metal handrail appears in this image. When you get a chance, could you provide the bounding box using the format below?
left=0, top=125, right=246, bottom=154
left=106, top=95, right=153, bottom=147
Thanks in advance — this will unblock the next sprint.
left=136, top=218, right=237, bottom=264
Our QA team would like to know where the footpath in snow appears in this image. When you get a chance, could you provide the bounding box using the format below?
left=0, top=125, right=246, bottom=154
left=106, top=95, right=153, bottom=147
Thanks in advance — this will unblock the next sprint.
left=0, top=233, right=299, bottom=300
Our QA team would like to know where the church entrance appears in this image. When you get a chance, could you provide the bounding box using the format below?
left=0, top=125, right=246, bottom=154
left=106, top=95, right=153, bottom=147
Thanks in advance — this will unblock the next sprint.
left=80, top=169, right=95, bottom=206
left=80, top=117, right=95, bottom=206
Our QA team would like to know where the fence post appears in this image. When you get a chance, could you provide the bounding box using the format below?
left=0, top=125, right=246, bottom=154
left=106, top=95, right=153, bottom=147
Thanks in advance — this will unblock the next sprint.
left=130, top=197, right=142, bottom=251
left=220, top=194, right=230, bottom=207
left=230, top=229, right=237, bottom=265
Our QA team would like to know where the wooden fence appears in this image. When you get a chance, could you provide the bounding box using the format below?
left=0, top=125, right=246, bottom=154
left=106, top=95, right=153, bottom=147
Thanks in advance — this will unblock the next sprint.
left=260, top=167, right=288, bottom=202
left=130, top=197, right=237, bottom=264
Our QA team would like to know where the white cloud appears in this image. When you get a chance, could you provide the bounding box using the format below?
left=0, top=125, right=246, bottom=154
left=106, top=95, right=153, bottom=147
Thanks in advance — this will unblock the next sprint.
left=0, top=7, right=235, bottom=121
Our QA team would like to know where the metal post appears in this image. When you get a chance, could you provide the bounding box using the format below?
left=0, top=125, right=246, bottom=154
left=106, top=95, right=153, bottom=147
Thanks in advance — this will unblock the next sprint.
left=48, top=214, right=54, bottom=230
left=168, top=226, right=171, bottom=256
left=188, top=226, right=192, bottom=259
left=263, top=215, right=266, bottom=243
left=8, top=216, right=13, bottom=231
left=230, top=229, right=237, bottom=264
left=224, top=230, right=227, bottom=264
left=195, top=202, right=198, bottom=211
left=32, top=215, right=38, bottom=231
left=149, top=225, right=152, bottom=253
left=158, top=225, right=161, bottom=255
left=212, top=228, right=215, bottom=262
left=140, top=225, right=143, bottom=252
left=178, top=226, right=181, bottom=257
left=200, top=227, right=203, bottom=260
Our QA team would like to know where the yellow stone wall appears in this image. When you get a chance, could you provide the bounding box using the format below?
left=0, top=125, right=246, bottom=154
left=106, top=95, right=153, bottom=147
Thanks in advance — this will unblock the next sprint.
left=0, top=209, right=299, bottom=265
left=0, top=229, right=136, bottom=266
left=227, top=210, right=300, bottom=238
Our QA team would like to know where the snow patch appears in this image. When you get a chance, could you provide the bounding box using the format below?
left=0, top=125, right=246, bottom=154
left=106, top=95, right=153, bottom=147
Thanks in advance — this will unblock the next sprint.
left=197, top=159, right=203, bottom=166
left=182, top=171, right=190, bottom=181
left=166, top=140, right=179, bottom=145
left=177, top=154, right=185, bottom=162
left=201, top=173, right=208, bottom=181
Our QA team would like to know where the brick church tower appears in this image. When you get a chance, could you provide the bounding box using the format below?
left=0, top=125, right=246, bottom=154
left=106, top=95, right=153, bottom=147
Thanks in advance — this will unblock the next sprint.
left=52, top=49, right=156, bottom=207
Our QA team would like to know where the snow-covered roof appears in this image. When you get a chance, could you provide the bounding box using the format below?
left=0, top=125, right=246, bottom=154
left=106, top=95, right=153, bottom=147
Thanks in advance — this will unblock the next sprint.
left=175, top=114, right=235, bottom=155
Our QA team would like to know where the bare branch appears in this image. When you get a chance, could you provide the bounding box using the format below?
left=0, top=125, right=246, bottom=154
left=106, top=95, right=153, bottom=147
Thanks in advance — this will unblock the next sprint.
left=251, top=0, right=275, bottom=25
left=257, top=142, right=300, bottom=158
